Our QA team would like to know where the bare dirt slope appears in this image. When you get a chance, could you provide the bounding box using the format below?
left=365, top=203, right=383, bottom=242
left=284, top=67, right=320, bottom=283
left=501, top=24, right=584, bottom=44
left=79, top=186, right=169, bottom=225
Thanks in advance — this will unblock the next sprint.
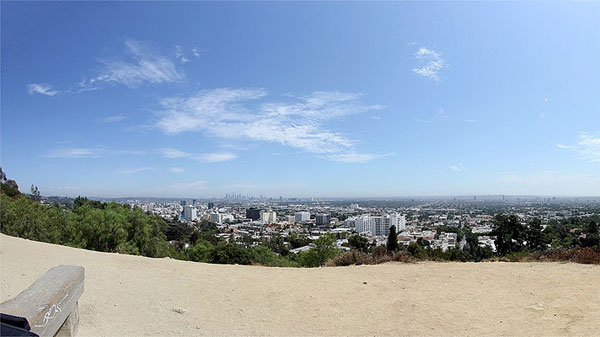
left=1, top=234, right=598, bottom=336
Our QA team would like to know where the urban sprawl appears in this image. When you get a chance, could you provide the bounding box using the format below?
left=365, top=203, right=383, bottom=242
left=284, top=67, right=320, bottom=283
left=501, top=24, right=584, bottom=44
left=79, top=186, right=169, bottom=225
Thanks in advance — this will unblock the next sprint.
left=110, top=195, right=599, bottom=254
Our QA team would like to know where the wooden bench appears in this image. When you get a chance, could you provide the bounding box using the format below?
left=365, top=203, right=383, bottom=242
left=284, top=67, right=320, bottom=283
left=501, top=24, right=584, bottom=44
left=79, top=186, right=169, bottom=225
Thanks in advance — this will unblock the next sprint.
left=0, top=265, right=85, bottom=337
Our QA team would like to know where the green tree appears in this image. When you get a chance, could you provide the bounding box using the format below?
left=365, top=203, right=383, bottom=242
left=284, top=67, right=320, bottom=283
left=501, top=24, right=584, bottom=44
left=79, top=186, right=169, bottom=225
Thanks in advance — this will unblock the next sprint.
left=265, top=234, right=290, bottom=256
left=185, top=240, right=214, bottom=262
left=581, top=221, right=600, bottom=248
left=407, top=242, right=425, bottom=258
left=288, top=233, right=312, bottom=249
left=492, top=214, right=525, bottom=255
left=0, top=168, right=21, bottom=198
left=386, top=225, right=399, bottom=253
left=348, top=234, right=369, bottom=252
left=525, top=218, right=545, bottom=251
left=298, top=234, right=340, bottom=267
left=251, top=246, right=296, bottom=267
left=210, top=242, right=253, bottom=265
left=589, top=221, right=599, bottom=235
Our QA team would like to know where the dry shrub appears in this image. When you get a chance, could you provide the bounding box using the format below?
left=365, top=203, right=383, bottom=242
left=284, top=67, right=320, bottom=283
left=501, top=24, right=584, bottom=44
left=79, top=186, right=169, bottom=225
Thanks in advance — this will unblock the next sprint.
left=374, top=245, right=388, bottom=258
left=326, top=250, right=375, bottom=267
left=529, top=248, right=600, bottom=264
left=375, top=250, right=414, bottom=264
left=389, top=250, right=415, bottom=263
left=374, top=254, right=391, bottom=264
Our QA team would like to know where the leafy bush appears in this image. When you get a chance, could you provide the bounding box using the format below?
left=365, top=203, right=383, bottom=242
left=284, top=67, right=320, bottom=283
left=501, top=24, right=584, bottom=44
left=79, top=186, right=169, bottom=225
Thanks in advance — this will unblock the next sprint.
left=407, top=242, right=426, bottom=258
left=1, top=193, right=169, bottom=258
left=185, top=240, right=214, bottom=262
left=251, top=246, right=297, bottom=267
left=209, top=242, right=253, bottom=265
left=297, top=234, right=341, bottom=267
left=348, top=234, right=369, bottom=252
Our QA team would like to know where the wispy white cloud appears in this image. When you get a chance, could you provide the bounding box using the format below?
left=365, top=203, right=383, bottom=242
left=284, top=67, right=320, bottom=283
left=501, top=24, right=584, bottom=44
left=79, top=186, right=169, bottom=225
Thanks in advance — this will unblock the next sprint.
left=173, top=45, right=190, bottom=64
left=170, top=180, right=206, bottom=190
left=450, top=163, right=465, bottom=172
left=199, top=152, right=237, bottom=163
left=45, top=148, right=103, bottom=158
left=219, top=143, right=249, bottom=151
left=80, top=39, right=185, bottom=90
left=557, top=132, right=600, bottom=162
left=159, top=147, right=190, bottom=158
left=121, top=167, right=153, bottom=174
left=27, top=83, right=59, bottom=96
left=159, top=147, right=236, bottom=163
left=97, top=114, right=128, bottom=123
left=412, top=47, right=447, bottom=82
left=109, top=149, right=147, bottom=155
left=155, top=89, right=386, bottom=162
left=169, top=167, right=184, bottom=173
left=323, top=152, right=391, bottom=163
left=191, top=47, right=205, bottom=57
left=45, top=147, right=144, bottom=158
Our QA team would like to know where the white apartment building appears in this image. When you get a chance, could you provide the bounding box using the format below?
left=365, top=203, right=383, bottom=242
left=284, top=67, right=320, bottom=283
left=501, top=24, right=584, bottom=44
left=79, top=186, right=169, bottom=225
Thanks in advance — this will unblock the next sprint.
left=295, top=211, right=311, bottom=223
left=346, top=214, right=406, bottom=237
left=183, top=206, right=197, bottom=221
left=354, top=215, right=372, bottom=234
left=209, top=212, right=223, bottom=224
left=260, top=210, right=277, bottom=223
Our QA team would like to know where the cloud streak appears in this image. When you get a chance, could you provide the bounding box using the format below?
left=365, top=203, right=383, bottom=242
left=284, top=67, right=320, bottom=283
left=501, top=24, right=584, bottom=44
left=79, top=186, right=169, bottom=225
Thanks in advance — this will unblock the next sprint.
left=121, top=167, right=153, bottom=174
left=323, top=152, right=391, bottom=163
left=27, top=83, right=59, bottom=96
left=170, top=180, right=206, bottom=190
left=155, top=89, right=386, bottom=162
left=159, top=147, right=237, bottom=163
left=173, top=45, right=190, bottom=64
left=44, top=147, right=103, bottom=158
left=450, top=163, right=465, bottom=172
left=97, top=114, right=128, bottom=123
left=413, top=47, right=447, bottom=82
left=557, top=132, right=600, bottom=162
left=44, top=147, right=145, bottom=158
left=80, top=39, right=185, bottom=90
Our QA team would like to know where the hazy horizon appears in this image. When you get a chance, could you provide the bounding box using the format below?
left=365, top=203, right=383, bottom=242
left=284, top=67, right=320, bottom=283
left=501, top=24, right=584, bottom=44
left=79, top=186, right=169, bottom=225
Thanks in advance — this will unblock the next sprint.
left=41, top=193, right=600, bottom=200
left=2, top=2, right=599, bottom=198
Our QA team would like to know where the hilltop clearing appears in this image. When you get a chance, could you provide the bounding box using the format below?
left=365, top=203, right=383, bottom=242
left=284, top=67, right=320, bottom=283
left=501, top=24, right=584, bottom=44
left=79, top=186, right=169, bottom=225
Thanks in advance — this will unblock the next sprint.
left=1, top=234, right=598, bottom=336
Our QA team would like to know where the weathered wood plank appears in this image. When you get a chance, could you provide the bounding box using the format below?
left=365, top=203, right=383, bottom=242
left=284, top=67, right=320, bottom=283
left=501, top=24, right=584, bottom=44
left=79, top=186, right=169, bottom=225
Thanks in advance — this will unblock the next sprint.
left=0, top=265, right=84, bottom=337
left=55, top=302, right=79, bottom=337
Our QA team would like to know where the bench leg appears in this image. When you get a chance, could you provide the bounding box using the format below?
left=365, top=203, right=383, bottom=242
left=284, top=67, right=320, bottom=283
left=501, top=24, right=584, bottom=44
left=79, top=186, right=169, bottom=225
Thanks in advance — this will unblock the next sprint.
left=55, top=302, right=79, bottom=337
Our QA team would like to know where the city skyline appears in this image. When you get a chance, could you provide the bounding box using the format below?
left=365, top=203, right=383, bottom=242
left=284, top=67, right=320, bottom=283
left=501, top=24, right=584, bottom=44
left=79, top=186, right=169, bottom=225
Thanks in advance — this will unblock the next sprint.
left=2, top=2, right=599, bottom=197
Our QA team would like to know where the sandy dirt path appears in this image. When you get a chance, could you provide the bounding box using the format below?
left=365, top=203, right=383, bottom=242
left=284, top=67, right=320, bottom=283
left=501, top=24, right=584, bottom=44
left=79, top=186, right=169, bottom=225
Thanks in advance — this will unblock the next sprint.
left=1, top=234, right=598, bottom=336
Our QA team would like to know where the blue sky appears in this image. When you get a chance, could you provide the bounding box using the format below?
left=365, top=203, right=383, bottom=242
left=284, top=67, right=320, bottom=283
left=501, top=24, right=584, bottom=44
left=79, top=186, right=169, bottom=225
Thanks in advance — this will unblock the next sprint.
left=1, top=2, right=599, bottom=198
